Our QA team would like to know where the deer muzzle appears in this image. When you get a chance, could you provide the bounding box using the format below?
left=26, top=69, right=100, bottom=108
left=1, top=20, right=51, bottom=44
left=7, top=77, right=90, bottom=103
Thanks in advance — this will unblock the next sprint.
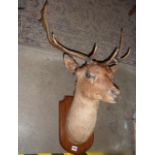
left=109, top=87, right=120, bottom=104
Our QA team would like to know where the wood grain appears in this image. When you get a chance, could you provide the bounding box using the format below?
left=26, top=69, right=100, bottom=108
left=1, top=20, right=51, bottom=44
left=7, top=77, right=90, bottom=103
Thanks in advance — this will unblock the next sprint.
left=59, top=96, right=94, bottom=155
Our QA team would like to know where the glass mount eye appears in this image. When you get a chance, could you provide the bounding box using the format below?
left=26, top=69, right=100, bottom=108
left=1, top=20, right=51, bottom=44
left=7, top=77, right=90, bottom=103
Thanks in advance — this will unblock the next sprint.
left=85, top=71, right=95, bottom=80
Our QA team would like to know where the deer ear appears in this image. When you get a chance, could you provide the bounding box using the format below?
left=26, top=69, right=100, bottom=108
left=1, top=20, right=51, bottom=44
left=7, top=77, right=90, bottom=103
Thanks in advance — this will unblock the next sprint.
left=63, top=54, right=79, bottom=73
left=110, top=65, right=118, bottom=73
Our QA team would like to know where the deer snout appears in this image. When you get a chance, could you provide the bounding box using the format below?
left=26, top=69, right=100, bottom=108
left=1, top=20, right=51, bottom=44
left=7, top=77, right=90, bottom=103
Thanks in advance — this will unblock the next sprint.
left=109, top=87, right=120, bottom=103
left=111, top=87, right=120, bottom=96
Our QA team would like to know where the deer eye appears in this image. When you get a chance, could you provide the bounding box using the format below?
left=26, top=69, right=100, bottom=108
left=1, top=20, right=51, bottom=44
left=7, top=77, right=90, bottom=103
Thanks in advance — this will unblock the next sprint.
left=85, top=71, right=96, bottom=80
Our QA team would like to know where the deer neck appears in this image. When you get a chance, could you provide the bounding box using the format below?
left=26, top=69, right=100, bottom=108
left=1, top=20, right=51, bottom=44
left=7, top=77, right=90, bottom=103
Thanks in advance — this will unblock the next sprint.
left=66, top=89, right=100, bottom=144
left=72, top=90, right=100, bottom=110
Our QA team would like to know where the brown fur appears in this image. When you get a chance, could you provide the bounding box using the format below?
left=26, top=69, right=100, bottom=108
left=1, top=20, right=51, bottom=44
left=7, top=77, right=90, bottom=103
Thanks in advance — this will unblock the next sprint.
left=65, top=62, right=120, bottom=144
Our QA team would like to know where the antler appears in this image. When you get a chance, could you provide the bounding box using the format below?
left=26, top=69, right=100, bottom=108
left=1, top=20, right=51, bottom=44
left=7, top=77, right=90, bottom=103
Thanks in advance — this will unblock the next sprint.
left=40, top=0, right=130, bottom=66
left=40, top=0, right=97, bottom=62
left=104, top=28, right=131, bottom=66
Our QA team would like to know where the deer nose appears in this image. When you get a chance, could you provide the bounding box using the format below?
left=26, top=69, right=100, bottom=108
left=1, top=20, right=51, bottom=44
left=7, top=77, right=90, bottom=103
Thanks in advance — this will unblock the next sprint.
left=111, top=87, right=120, bottom=97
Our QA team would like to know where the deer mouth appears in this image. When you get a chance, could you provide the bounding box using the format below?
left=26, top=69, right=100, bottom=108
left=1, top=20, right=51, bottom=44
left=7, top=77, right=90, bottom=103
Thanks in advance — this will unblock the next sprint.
left=110, top=95, right=119, bottom=104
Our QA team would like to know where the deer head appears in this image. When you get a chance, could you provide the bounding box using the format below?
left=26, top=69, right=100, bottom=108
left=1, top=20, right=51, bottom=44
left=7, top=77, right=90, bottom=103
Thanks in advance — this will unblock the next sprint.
left=40, top=0, right=130, bottom=104
left=40, top=0, right=131, bottom=144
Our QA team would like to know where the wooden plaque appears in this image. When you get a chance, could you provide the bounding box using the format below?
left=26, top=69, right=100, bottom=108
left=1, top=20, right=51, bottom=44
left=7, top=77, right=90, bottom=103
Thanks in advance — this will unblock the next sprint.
left=59, top=96, right=94, bottom=155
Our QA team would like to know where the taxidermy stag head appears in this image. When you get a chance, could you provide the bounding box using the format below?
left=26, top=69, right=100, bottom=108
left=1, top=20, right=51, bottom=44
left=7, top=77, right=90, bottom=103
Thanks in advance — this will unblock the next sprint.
left=40, top=0, right=131, bottom=144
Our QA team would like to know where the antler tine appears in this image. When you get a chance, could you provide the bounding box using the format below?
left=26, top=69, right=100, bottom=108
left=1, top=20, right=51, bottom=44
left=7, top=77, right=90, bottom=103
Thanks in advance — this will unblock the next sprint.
left=104, top=48, right=119, bottom=65
left=89, top=43, right=97, bottom=58
left=105, top=28, right=124, bottom=65
left=116, top=28, right=131, bottom=62
left=85, top=43, right=98, bottom=63
left=120, top=48, right=131, bottom=60
left=104, top=28, right=131, bottom=66
left=40, top=0, right=89, bottom=61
